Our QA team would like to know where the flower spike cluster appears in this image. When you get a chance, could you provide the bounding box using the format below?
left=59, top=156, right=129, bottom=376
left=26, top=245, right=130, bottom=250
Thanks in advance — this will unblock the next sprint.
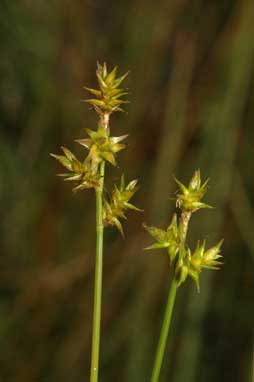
left=84, top=62, right=129, bottom=115
left=144, top=170, right=223, bottom=292
left=51, top=62, right=140, bottom=235
left=76, top=123, right=128, bottom=167
left=175, top=169, right=212, bottom=212
left=103, top=176, right=141, bottom=236
left=50, top=147, right=100, bottom=192
left=51, top=63, right=139, bottom=382
left=143, top=214, right=179, bottom=264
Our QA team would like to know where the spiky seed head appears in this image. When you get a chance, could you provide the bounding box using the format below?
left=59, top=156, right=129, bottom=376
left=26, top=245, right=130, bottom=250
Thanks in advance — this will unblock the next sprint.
left=103, top=177, right=141, bottom=235
left=83, top=62, right=129, bottom=116
left=174, top=170, right=212, bottom=212
left=50, top=147, right=100, bottom=191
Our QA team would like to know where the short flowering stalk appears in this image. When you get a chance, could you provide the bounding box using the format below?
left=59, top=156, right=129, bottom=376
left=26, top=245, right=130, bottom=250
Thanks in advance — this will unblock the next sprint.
left=144, top=170, right=223, bottom=382
left=51, top=62, right=140, bottom=382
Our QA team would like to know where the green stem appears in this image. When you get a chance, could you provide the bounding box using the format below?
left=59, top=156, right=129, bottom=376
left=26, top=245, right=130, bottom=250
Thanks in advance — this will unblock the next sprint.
left=151, top=211, right=191, bottom=382
left=90, top=160, right=105, bottom=382
left=151, top=276, right=178, bottom=382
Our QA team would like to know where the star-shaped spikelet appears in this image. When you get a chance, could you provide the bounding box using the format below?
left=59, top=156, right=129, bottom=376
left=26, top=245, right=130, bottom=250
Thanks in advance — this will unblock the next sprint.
left=50, top=147, right=100, bottom=192
left=143, top=214, right=180, bottom=264
left=76, top=124, right=128, bottom=167
left=174, top=170, right=212, bottom=212
left=103, top=176, right=141, bottom=236
left=83, top=62, right=129, bottom=115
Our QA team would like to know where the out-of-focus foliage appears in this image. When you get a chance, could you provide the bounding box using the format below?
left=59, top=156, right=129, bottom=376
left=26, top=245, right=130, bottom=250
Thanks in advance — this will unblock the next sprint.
left=0, top=1, right=253, bottom=382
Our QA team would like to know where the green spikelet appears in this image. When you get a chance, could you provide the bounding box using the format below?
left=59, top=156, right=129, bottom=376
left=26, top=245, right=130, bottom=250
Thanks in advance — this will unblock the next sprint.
left=83, top=62, right=129, bottom=115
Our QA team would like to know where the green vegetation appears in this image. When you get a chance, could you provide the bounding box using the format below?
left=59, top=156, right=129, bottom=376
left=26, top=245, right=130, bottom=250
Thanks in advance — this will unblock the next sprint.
left=144, top=171, right=223, bottom=382
left=0, top=1, right=253, bottom=381
left=51, top=63, right=140, bottom=382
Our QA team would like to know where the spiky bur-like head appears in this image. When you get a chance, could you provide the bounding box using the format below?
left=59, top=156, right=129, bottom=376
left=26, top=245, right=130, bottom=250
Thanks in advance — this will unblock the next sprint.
left=84, top=62, right=129, bottom=121
left=76, top=124, right=128, bottom=167
left=143, top=170, right=223, bottom=292
left=143, top=214, right=179, bottom=264
left=103, top=176, right=142, bottom=236
left=50, top=63, right=140, bottom=234
left=50, top=147, right=100, bottom=192
left=175, top=239, right=223, bottom=292
left=174, top=170, right=212, bottom=212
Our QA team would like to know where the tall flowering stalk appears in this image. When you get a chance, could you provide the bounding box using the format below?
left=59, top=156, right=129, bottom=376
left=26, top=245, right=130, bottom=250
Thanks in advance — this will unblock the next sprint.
left=51, top=63, right=140, bottom=382
left=144, top=170, right=223, bottom=382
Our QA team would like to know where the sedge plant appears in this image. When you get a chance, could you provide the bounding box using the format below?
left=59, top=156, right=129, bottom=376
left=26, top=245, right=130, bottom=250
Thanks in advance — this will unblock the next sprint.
left=144, top=170, right=223, bottom=382
left=51, top=62, right=140, bottom=382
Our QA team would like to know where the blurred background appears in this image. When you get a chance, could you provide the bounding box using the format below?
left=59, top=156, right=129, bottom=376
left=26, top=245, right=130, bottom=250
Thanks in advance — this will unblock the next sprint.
left=0, top=0, right=254, bottom=381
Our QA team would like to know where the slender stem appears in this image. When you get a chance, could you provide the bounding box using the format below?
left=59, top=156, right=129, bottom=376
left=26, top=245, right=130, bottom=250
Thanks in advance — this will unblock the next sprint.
left=151, top=210, right=192, bottom=382
left=151, top=276, right=178, bottom=382
left=90, top=160, right=105, bottom=382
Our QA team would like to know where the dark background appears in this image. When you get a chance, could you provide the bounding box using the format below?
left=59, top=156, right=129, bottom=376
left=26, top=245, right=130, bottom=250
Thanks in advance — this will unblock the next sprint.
left=0, top=0, right=253, bottom=381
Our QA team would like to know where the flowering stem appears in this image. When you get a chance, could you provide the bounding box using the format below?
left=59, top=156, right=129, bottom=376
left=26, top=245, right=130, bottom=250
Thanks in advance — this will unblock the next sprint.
left=151, top=210, right=192, bottom=382
left=151, top=275, right=178, bottom=382
left=90, top=160, right=105, bottom=382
